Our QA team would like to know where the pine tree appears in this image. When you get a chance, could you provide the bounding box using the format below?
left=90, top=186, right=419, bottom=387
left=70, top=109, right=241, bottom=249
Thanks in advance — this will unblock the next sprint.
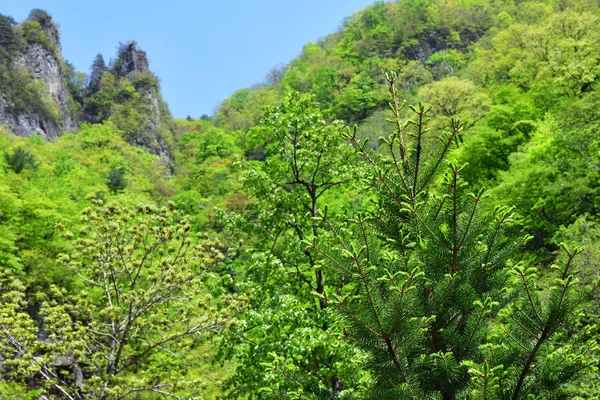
left=3, top=147, right=38, bottom=174
left=268, top=72, right=598, bottom=399
left=87, top=53, right=106, bottom=94
left=0, top=13, right=19, bottom=59
left=106, top=165, right=127, bottom=194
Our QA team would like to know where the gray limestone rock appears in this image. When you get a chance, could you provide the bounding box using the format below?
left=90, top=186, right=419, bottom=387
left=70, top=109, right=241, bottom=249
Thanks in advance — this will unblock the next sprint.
left=113, top=42, right=174, bottom=171
left=114, top=41, right=149, bottom=77
left=0, top=11, right=174, bottom=171
left=0, top=12, right=75, bottom=139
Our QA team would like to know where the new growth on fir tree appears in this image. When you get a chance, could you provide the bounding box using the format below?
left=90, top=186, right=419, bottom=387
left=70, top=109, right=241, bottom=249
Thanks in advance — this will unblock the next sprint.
left=267, top=72, right=599, bottom=399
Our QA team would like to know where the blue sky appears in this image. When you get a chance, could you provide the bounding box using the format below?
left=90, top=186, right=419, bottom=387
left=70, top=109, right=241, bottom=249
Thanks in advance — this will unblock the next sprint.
left=3, top=1, right=379, bottom=118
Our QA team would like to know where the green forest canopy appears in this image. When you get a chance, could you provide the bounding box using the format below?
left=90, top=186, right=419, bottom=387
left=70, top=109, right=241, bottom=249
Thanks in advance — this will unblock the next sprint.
left=1, top=0, right=600, bottom=398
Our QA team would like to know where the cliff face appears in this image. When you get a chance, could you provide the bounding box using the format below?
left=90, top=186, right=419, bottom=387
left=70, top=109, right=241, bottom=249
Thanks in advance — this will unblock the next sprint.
left=111, top=42, right=174, bottom=169
left=113, top=41, right=149, bottom=77
left=13, top=42, right=76, bottom=135
left=0, top=10, right=174, bottom=170
left=0, top=10, right=75, bottom=139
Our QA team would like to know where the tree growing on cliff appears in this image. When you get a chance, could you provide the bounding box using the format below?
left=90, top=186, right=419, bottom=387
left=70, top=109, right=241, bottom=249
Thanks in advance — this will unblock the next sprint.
left=0, top=14, right=18, bottom=58
left=87, top=53, right=107, bottom=94
left=27, top=9, right=54, bottom=28
left=267, top=72, right=598, bottom=399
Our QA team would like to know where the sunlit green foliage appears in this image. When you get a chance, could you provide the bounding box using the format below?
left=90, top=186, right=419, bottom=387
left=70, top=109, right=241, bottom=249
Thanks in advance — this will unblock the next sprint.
left=264, top=73, right=599, bottom=400
left=3, top=0, right=600, bottom=397
left=419, top=77, right=491, bottom=140
left=0, top=125, right=171, bottom=295
left=0, top=199, right=245, bottom=398
left=217, top=92, right=365, bottom=397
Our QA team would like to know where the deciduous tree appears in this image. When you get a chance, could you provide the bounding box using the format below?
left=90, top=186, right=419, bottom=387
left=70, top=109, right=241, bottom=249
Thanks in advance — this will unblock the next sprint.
left=1, top=198, right=243, bottom=399
left=219, top=92, right=363, bottom=397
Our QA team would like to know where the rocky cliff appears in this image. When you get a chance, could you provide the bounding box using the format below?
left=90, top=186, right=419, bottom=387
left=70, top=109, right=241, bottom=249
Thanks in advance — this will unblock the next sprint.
left=0, top=10, right=76, bottom=139
left=0, top=10, right=174, bottom=170
left=111, top=42, right=173, bottom=169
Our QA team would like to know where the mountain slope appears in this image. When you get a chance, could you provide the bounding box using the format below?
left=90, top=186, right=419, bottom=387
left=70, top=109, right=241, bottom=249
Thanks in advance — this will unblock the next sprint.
left=0, top=10, right=175, bottom=167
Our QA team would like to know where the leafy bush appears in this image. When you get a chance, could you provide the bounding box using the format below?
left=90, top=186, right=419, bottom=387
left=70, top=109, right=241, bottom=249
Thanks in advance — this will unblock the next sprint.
left=18, top=20, right=57, bottom=55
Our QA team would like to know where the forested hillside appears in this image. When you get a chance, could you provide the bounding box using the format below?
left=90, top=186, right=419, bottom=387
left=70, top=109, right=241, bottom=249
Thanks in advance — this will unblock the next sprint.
left=1, top=0, right=600, bottom=398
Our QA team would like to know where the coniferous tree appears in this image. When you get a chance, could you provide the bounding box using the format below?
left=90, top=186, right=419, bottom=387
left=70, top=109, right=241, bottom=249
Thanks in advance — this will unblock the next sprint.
left=267, top=72, right=598, bottom=399
left=83, top=53, right=110, bottom=124
left=106, top=166, right=127, bottom=194
left=3, top=147, right=38, bottom=174
left=0, top=14, right=18, bottom=59
left=87, top=53, right=106, bottom=94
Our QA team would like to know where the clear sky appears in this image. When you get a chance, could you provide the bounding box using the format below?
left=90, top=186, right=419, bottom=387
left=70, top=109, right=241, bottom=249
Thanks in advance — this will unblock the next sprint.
left=3, top=1, right=379, bottom=118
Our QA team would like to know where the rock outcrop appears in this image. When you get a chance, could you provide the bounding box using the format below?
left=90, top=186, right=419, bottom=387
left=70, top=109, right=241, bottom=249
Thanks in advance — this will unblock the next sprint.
left=0, top=10, right=76, bottom=139
left=0, top=10, right=174, bottom=170
left=112, top=42, right=174, bottom=169
left=113, top=41, right=149, bottom=77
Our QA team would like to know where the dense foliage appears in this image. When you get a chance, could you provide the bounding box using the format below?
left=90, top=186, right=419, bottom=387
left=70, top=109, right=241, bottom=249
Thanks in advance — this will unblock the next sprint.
left=2, top=0, right=600, bottom=398
left=264, top=75, right=598, bottom=399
